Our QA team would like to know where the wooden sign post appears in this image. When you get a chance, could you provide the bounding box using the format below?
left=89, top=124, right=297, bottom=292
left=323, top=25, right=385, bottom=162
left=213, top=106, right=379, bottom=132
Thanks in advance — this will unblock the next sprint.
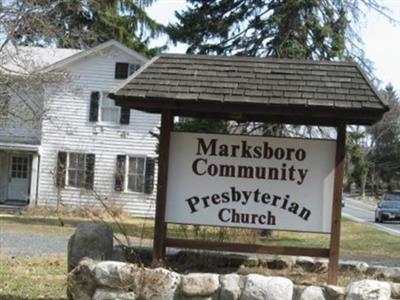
left=328, top=124, right=346, bottom=283
left=153, top=110, right=173, bottom=263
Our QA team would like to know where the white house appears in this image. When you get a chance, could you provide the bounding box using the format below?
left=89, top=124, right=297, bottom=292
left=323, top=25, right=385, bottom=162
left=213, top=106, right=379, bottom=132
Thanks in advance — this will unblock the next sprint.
left=0, top=40, right=160, bottom=216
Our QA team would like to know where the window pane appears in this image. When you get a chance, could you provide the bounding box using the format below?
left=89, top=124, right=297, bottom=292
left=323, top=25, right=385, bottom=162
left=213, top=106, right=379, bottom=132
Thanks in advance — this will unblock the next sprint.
left=129, top=64, right=141, bottom=75
left=70, top=153, right=84, bottom=169
left=128, top=175, right=137, bottom=191
left=69, top=153, right=78, bottom=168
left=102, top=96, right=115, bottom=107
left=77, top=171, right=84, bottom=187
left=68, top=170, right=76, bottom=186
left=129, top=157, right=137, bottom=173
left=136, top=175, right=144, bottom=192
left=101, top=107, right=119, bottom=123
left=136, top=158, right=145, bottom=174
left=129, top=157, right=145, bottom=174
left=128, top=175, right=144, bottom=192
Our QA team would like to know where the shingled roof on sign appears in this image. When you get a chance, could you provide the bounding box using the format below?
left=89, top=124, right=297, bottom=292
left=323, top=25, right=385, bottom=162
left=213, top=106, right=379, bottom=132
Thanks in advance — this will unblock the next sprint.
left=110, top=54, right=388, bottom=126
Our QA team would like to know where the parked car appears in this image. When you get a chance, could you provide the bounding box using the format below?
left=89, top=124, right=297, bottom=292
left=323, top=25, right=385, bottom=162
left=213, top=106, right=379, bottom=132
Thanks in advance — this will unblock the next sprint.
left=375, top=200, right=400, bottom=223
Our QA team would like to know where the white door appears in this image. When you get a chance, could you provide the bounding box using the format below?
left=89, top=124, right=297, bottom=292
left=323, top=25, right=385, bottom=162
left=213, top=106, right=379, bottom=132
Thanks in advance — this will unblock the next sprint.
left=8, top=155, right=31, bottom=201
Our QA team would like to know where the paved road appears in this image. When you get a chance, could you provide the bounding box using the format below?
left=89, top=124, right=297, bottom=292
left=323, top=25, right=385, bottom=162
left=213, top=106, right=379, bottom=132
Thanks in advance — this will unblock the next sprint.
left=342, top=196, right=400, bottom=236
left=0, top=229, right=68, bottom=257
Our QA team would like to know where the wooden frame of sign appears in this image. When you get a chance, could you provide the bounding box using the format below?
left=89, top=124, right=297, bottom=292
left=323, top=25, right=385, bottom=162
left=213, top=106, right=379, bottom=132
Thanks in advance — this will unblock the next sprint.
left=151, top=109, right=345, bottom=284
left=111, top=54, right=387, bottom=285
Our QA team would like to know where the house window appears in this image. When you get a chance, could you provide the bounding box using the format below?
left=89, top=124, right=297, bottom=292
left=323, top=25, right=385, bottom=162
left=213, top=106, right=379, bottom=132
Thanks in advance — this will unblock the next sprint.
left=115, top=62, right=141, bottom=79
left=11, top=156, right=29, bottom=179
left=68, top=153, right=85, bottom=187
left=56, top=152, right=95, bottom=189
left=100, top=93, right=120, bottom=123
left=114, top=155, right=155, bottom=194
left=89, top=91, right=130, bottom=125
left=128, top=156, right=145, bottom=192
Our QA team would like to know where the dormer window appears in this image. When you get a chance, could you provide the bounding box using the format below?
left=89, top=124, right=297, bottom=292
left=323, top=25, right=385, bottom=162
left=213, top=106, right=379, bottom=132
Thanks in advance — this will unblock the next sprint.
left=115, top=62, right=141, bottom=79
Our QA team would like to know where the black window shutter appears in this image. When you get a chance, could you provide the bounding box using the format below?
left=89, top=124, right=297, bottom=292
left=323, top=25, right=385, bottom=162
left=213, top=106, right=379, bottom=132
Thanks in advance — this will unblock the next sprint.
left=89, top=92, right=99, bottom=122
left=115, top=155, right=125, bottom=191
left=120, top=107, right=130, bottom=124
left=56, top=152, right=67, bottom=188
left=115, top=62, right=129, bottom=79
left=144, top=157, right=155, bottom=194
left=85, top=154, right=95, bottom=190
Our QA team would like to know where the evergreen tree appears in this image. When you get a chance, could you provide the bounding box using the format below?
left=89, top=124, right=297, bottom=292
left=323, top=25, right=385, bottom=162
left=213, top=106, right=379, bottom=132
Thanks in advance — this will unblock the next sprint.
left=368, top=85, right=400, bottom=190
left=168, top=0, right=389, bottom=66
left=2, top=0, right=163, bottom=55
left=169, top=0, right=347, bottom=60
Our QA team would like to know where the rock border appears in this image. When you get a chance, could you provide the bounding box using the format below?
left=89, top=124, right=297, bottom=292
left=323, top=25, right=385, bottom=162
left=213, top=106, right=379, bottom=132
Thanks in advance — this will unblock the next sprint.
left=68, top=259, right=400, bottom=300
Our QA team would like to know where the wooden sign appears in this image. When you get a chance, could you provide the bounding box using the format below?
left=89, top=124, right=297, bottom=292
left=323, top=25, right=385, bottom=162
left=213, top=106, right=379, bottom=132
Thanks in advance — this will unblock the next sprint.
left=166, top=132, right=336, bottom=233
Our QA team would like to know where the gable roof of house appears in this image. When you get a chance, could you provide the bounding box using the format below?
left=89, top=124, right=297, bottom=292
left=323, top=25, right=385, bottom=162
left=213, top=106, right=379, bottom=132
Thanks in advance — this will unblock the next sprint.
left=110, top=54, right=388, bottom=126
left=1, top=40, right=147, bottom=75
left=43, top=40, right=148, bottom=72
left=1, top=46, right=81, bottom=74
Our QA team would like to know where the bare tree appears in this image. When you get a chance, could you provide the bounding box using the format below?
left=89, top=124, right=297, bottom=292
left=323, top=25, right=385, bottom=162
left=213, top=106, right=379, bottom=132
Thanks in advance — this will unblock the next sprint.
left=0, top=44, right=71, bottom=142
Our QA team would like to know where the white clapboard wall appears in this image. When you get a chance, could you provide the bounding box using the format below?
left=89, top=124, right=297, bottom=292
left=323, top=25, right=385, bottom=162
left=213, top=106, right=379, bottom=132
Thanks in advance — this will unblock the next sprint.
left=38, top=45, right=159, bottom=217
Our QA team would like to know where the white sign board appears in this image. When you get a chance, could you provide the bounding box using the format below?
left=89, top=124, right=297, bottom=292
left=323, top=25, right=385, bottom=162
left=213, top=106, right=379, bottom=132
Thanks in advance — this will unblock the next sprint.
left=165, top=132, right=336, bottom=233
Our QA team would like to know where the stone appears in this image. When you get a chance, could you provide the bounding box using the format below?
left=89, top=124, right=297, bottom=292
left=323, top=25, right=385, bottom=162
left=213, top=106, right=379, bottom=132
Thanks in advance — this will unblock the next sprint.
left=95, top=261, right=139, bottom=289
left=68, top=222, right=113, bottom=272
left=382, top=267, right=400, bottom=282
left=240, top=274, right=293, bottom=300
left=92, top=288, right=137, bottom=300
left=345, top=280, right=391, bottom=300
left=243, top=257, right=259, bottom=268
left=391, top=283, right=400, bottom=299
left=314, top=259, right=329, bottom=273
left=366, top=266, right=400, bottom=282
left=339, top=261, right=369, bottom=273
left=178, top=297, right=214, bottom=300
left=181, top=273, right=220, bottom=297
left=300, top=286, right=326, bottom=300
left=295, top=257, right=316, bottom=272
left=325, top=285, right=345, bottom=299
left=365, top=265, right=387, bottom=277
left=266, top=256, right=294, bottom=270
left=67, top=258, right=97, bottom=300
left=134, top=268, right=180, bottom=300
left=220, top=274, right=242, bottom=300
left=293, top=285, right=307, bottom=300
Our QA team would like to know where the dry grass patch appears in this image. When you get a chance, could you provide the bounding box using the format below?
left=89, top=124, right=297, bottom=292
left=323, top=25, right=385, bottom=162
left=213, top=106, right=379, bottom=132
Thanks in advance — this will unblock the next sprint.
left=0, top=256, right=67, bottom=300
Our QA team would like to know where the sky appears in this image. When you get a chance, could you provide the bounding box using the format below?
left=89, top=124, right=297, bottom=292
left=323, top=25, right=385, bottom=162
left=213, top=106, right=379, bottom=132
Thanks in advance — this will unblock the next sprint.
left=147, top=0, right=400, bottom=92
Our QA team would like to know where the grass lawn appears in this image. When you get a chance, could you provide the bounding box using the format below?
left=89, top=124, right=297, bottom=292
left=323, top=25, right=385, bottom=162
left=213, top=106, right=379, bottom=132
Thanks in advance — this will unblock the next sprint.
left=0, top=256, right=67, bottom=300
left=0, top=213, right=399, bottom=298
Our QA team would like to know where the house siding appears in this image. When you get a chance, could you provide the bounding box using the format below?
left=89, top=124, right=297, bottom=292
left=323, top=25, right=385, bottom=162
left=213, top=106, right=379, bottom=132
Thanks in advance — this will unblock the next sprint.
left=37, top=46, right=160, bottom=217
